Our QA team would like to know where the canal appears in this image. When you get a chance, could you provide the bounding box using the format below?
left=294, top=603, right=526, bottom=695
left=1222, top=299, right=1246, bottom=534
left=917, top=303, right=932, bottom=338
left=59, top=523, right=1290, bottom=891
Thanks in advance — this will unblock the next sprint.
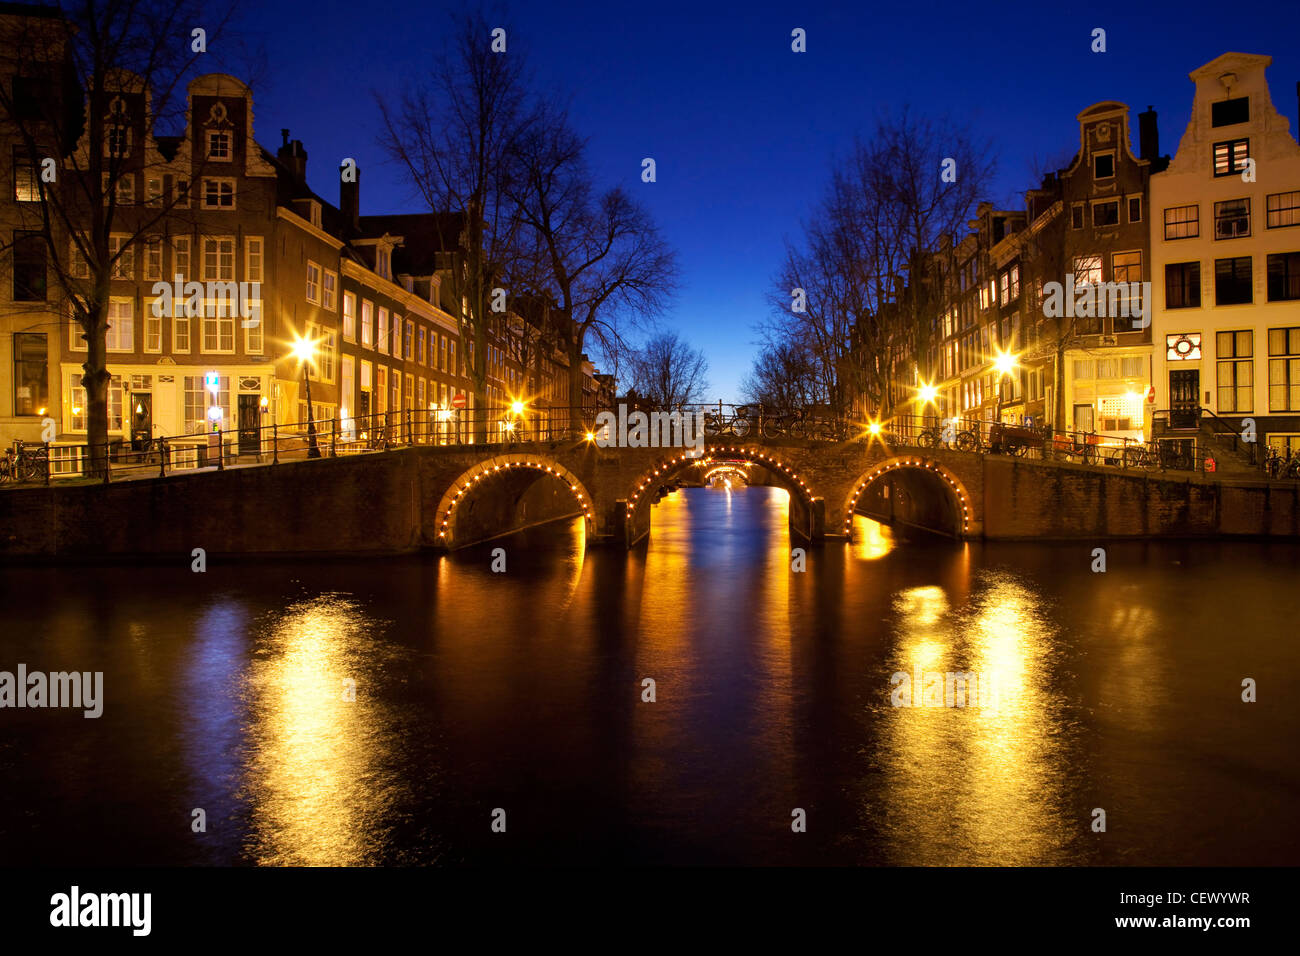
left=1, top=485, right=1297, bottom=866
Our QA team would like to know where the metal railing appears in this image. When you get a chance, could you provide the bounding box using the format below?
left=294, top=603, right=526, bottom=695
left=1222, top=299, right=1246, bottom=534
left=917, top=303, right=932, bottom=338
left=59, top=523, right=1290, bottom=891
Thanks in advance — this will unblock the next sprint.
left=0, top=405, right=602, bottom=487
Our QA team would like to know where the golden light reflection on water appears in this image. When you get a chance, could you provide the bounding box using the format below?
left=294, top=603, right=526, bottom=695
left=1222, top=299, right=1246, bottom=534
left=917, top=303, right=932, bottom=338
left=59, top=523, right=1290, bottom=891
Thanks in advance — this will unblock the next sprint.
left=875, top=573, right=1072, bottom=865
left=851, top=513, right=895, bottom=560
left=241, top=595, right=402, bottom=866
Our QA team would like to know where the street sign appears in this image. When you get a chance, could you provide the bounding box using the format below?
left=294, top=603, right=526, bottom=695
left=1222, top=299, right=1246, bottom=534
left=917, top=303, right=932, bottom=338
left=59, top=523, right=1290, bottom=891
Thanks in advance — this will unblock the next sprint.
left=1146, top=385, right=1156, bottom=404
left=205, top=371, right=219, bottom=392
left=451, top=393, right=467, bottom=409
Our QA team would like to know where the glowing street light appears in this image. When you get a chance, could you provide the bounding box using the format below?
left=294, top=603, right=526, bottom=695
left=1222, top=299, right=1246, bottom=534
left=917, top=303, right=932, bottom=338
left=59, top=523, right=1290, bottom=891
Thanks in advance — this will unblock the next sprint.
left=916, top=382, right=939, bottom=406
left=288, top=333, right=321, bottom=459
left=992, top=349, right=1020, bottom=421
left=510, top=399, right=525, bottom=416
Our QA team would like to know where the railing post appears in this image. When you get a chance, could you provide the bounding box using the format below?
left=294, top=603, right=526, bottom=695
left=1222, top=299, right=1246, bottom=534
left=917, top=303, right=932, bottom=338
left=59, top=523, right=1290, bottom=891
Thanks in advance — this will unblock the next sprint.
left=217, top=428, right=225, bottom=470
left=332, top=416, right=338, bottom=457
left=272, top=422, right=279, bottom=464
left=44, top=442, right=51, bottom=486
left=159, top=438, right=167, bottom=478
left=103, top=441, right=110, bottom=485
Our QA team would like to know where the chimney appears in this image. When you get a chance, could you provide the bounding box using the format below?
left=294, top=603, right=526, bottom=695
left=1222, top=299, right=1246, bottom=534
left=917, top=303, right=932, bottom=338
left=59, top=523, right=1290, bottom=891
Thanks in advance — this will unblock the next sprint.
left=340, top=162, right=360, bottom=231
left=277, top=129, right=308, bottom=182
left=1139, top=106, right=1159, bottom=162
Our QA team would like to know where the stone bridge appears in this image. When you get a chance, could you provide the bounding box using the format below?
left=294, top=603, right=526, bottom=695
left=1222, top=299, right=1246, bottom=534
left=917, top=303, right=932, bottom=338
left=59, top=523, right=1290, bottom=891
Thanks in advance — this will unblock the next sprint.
left=5, top=434, right=1300, bottom=560
left=423, top=435, right=981, bottom=549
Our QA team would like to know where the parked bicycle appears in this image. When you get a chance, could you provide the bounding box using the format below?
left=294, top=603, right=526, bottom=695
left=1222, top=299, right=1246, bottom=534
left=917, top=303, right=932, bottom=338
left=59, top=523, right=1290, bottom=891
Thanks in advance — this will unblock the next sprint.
left=0, top=441, right=48, bottom=483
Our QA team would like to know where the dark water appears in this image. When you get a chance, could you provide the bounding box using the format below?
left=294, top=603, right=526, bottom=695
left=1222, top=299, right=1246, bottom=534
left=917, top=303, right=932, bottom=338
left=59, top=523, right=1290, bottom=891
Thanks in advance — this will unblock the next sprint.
left=1, top=485, right=1297, bottom=866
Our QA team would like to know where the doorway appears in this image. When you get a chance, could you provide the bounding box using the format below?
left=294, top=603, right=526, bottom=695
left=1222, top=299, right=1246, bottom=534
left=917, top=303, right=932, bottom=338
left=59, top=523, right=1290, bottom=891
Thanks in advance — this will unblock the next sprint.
left=1169, top=369, right=1200, bottom=429
left=237, top=394, right=262, bottom=455
left=130, top=393, right=153, bottom=450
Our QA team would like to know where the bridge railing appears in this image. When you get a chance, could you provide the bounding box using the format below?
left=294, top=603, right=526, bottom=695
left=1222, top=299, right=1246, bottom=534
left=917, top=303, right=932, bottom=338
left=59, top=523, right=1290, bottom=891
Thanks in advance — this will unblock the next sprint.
left=0, top=405, right=606, bottom=487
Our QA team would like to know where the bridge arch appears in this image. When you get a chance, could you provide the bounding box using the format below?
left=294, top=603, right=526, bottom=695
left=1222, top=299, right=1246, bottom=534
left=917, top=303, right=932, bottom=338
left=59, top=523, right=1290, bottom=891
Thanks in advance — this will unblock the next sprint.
left=840, top=455, right=973, bottom=539
left=625, top=444, right=820, bottom=544
left=434, top=453, right=595, bottom=549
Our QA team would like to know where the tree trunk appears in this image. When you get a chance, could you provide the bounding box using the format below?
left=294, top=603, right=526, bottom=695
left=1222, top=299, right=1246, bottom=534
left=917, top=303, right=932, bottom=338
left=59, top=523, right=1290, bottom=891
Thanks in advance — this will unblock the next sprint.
left=1053, top=342, right=1067, bottom=434
left=82, top=304, right=111, bottom=479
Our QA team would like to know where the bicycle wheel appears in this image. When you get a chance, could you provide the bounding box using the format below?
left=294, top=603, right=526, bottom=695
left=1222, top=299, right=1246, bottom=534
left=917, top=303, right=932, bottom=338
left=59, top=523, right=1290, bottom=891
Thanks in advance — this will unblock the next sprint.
left=917, top=428, right=939, bottom=449
left=955, top=431, right=980, bottom=453
left=731, top=415, right=752, bottom=438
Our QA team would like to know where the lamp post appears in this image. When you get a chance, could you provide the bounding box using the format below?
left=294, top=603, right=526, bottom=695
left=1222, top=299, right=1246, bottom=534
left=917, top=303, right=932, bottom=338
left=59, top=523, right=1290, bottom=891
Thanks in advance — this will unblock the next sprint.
left=291, top=336, right=321, bottom=459
left=993, top=351, right=1018, bottom=422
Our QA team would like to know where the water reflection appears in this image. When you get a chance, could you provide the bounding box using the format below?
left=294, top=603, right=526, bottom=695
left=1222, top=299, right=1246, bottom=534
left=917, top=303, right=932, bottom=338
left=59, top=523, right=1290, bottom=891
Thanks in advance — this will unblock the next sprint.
left=0, top=487, right=1298, bottom=866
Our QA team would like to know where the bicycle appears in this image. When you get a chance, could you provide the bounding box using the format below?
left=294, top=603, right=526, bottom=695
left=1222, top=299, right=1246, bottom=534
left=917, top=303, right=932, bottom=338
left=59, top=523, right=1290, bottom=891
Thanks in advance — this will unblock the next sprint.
left=1, top=441, right=48, bottom=483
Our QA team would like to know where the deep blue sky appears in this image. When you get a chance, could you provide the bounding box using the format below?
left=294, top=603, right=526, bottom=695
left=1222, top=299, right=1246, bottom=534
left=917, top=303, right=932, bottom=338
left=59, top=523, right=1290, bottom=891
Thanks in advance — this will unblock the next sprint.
left=236, top=0, right=1300, bottom=401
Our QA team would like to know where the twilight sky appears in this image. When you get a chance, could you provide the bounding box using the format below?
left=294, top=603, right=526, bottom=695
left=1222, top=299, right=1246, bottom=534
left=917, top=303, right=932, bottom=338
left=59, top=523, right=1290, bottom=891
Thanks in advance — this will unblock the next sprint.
left=236, top=0, right=1300, bottom=401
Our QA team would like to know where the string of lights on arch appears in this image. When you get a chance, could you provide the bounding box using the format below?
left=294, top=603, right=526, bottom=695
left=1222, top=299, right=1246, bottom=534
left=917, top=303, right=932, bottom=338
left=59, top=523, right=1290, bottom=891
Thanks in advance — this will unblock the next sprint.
left=626, top=446, right=814, bottom=519
left=841, top=457, right=971, bottom=536
left=437, top=459, right=593, bottom=540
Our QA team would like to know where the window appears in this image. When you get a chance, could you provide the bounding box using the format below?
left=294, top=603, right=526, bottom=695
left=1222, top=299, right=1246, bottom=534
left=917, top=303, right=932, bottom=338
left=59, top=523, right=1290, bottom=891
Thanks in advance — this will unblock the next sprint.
left=183, top=375, right=229, bottom=434
left=1165, top=262, right=1201, bottom=309
left=1071, top=204, right=1084, bottom=229
left=404, top=320, right=413, bottom=360
left=417, top=327, right=426, bottom=365
left=449, top=340, right=456, bottom=374
left=201, top=299, right=235, bottom=353
left=1215, top=256, right=1253, bottom=305
left=1216, top=330, right=1253, bottom=413
left=173, top=312, right=190, bottom=353
left=171, top=176, right=189, bottom=208
left=1092, top=200, right=1120, bottom=227
left=146, top=177, right=162, bottom=206
left=12, top=333, right=47, bottom=415
left=1269, top=328, right=1300, bottom=411
left=106, top=298, right=133, bottom=351
left=12, top=231, right=46, bottom=301
left=1073, top=255, right=1103, bottom=286
left=206, top=129, right=231, bottom=161
left=318, top=329, right=336, bottom=383
left=361, top=300, right=374, bottom=348
left=1128, top=196, right=1142, bottom=224
left=201, top=178, right=234, bottom=208
left=343, top=292, right=357, bottom=342
left=202, top=238, right=234, bottom=281
left=68, top=239, right=90, bottom=279
left=244, top=300, right=263, bottom=354
left=109, top=235, right=133, bottom=279
left=1112, top=251, right=1143, bottom=330
left=405, top=373, right=414, bottom=411
left=391, top=366, right=400, bottom=411
left=172, top=236, right=190, bottom=281
left=377, top=307, right=389, bottom=352
left=1164, top=204, right=1199, bottom=240
left=106, top=124, right=130, bottom=159
left=245, top=237, right=263, bottom=284
left=1213, top=139, right=1249, bottom=177
left=144, top=236, right=162, bottom=281
left=1211, top=96, right=1249, bottom=128
left=1267, top=191, right=1300, bottom=229
left=441, top=335, right=448, bottom=371
left=69, top=372, right=124, bottom=432
left=1268, top=252, right=1300, bottom=302
left=145, top=296, right=162, bottom=352
left=305, top=261, right=321, bottom=304
left=1093, top=151, right=1115, bottom=179
left=391, top=312, right=402, bottom=357
left=322, top=270, right=337, bottom=311
left=999, top=271, right=1010, bottom=306
left=376, top=366, right=387, bottom=415
left=12, top=148, right=37, bottom=201
left=1214, top=198, right=1250, bottom=239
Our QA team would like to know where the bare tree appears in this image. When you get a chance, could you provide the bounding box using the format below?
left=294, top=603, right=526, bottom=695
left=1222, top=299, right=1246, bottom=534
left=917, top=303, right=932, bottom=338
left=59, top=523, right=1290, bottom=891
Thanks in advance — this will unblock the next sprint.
left=627, top=330, right=708, bottom=407
left=0, top=0, right=244, bottom=475
left=377, top=9, right=531, bottom=440
left=769, top=109, right=993, bottom=420
left=741, top=335, right=820, bottom=409
left=507, top=103, right=678, bottom=430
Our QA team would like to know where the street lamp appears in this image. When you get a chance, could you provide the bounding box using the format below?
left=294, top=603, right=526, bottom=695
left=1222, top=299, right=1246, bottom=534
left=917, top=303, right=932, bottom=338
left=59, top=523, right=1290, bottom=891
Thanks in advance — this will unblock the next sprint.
left=992, top=350, right=1019, bottom=421
left=290, top=335, right=321, bottom=459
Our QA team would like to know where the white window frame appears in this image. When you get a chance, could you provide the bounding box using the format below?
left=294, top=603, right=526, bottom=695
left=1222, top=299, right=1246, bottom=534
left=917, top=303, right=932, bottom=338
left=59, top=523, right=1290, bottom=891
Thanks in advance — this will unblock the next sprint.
left=201, top=177, right=235, bottom=209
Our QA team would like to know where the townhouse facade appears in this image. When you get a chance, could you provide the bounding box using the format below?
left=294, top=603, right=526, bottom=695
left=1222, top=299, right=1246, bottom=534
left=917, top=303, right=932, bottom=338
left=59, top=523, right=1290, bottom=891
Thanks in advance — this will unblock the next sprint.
left=1, top=44, right=612, bottom=459
left=1149, top=53, right=1300, bottom=455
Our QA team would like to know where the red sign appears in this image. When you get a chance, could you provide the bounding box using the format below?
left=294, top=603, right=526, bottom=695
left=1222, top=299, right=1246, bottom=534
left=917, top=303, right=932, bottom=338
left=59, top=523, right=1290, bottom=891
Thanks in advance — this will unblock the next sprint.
left=1146, top=385, right=1156, bottom=404
left=451, top=393, right=467, bottom=409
